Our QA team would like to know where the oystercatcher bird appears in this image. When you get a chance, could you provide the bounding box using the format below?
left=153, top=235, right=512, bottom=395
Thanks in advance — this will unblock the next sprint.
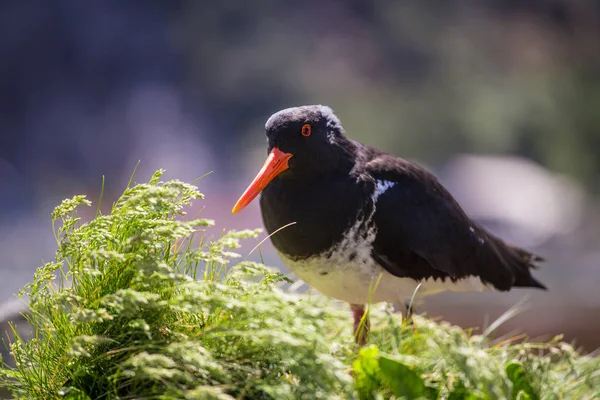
left=232, top=105, right=546, bottom=344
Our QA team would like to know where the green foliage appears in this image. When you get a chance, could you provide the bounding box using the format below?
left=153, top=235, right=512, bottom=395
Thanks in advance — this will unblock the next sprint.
left=352, top=314, right=599, bottom=400
left=1, top=171, right=599, bottom=399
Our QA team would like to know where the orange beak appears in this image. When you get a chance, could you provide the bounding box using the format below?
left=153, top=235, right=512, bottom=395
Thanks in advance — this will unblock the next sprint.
left=232, top=147, right=293, bottom=214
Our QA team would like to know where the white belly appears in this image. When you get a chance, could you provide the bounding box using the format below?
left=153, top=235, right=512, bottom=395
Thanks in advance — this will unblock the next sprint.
left=277, top=179, right=490, bottom=304
left=280, top=252, right=490, bottom=305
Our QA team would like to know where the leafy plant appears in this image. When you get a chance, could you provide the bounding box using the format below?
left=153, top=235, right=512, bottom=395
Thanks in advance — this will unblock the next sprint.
left=1, top=170, right=598, bottom=399
left=1, top=170, right=353, bottom=399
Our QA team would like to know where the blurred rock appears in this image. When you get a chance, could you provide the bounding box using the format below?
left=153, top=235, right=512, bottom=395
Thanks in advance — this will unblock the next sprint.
left=438, top=154, right=586, bottom=248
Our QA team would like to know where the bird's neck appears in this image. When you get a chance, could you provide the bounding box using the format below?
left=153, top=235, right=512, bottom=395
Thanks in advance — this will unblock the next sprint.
left=281, top=137, right=358, bottom=183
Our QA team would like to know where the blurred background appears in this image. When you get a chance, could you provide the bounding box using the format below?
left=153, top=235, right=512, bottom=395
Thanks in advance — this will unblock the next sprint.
left=1, top=0, right=599, bottom=372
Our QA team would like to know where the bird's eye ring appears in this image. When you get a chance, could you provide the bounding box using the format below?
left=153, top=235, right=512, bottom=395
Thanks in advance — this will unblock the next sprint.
left=301, top=124, right=311, bottom=137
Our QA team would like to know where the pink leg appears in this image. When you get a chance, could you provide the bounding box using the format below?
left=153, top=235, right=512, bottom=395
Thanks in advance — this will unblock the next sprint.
left=350, top=304, right=369, bottom=346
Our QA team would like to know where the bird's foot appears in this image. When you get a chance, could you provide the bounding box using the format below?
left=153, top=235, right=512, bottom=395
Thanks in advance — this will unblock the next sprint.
left=404, top=299, right=417, bottom=324
left=350, top=303, right=369, bottom=346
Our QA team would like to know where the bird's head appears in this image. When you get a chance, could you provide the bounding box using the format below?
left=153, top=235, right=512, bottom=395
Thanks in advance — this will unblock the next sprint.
left=232, top=105, right=351, bottom=214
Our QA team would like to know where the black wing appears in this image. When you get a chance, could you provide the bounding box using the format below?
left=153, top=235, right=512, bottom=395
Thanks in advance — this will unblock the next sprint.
left=366, top=154, right=546, bottom=291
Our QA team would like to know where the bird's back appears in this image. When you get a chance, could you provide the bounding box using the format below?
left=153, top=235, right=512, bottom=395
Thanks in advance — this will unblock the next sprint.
left=358, top=146, right=546, bottom=291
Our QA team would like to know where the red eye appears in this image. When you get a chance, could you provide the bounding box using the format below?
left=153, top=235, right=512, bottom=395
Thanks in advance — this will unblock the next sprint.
left=301, top=124, right=311, bottom=137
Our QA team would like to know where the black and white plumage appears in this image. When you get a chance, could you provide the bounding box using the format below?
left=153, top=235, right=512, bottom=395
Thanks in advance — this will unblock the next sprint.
left=233, top=105, right=546, bottom=344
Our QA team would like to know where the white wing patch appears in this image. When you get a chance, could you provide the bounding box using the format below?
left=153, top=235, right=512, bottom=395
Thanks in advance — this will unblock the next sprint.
left=372, top=180, right=396, bottom=203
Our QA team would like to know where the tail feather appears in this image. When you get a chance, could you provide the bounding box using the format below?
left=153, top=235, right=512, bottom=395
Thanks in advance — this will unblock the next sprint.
left=476, top=229, right=547, bottom=291
left=513, top=273, right=547, bottom=290
left=512, top=246, right=545, bottom=264
left=507, top=244, right=547, bottom=289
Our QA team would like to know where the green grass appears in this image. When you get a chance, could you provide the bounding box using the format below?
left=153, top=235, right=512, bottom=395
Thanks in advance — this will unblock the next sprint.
left=1, top=170, right=598, bottom=399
